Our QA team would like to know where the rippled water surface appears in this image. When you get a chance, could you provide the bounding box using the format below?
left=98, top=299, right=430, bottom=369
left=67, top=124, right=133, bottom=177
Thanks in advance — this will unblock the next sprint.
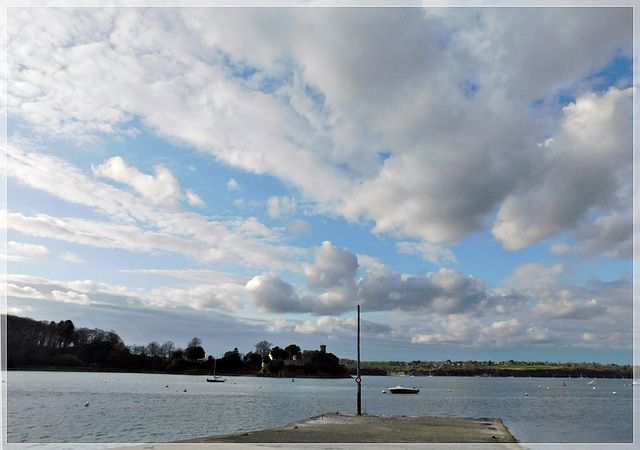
left=5, top=371, right=634, bottom=444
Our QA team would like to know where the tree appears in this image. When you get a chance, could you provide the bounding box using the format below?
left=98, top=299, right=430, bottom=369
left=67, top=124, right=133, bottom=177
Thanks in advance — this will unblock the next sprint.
left=270, top=346, right=287, bottom=360
left=284, top=344, right=301, bottom=359
left=185, top=345, right=205, bottom=361
left=243, top=351, right=263, bottom=372
left=255, top=340, right=272, bottom=357
left=146, top=341, right=162, bottom=358
left=160, top=341, right=175, bottom=359
left=220, top=347, right=243, bottom=372
left=188, top=337, right=202, bottom=348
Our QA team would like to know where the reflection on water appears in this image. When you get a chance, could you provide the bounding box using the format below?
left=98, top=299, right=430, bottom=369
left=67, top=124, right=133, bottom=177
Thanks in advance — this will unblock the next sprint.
left=6, top=371, right=633, bottom=443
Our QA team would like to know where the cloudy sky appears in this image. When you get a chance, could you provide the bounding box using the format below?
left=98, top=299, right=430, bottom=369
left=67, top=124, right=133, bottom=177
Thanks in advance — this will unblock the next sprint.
left=2, top=4, right=636, bottom=364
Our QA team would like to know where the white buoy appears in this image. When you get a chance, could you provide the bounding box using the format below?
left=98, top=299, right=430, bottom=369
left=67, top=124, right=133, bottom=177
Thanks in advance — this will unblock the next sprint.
left=525, top=393, right=528, bottom=396
left=84, top=402, right=90, bottom=407
left=613, top=391, right=617, bottom=395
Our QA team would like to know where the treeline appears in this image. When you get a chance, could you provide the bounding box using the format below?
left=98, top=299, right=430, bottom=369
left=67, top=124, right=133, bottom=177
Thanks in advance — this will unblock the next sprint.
left=341, top=359, right=634, bottom=378
left=4, top=315, right=349, bottom=377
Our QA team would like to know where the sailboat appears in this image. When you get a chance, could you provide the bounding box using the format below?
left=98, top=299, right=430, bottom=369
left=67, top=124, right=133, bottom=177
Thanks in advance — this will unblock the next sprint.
left=206, top=358, right=226, bottom=383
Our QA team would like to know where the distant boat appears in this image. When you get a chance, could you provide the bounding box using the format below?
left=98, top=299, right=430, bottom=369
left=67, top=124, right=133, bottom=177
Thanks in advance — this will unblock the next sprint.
left=388, top=385, right=420, bottom=394
left=206, top=358, right=226, bottom=383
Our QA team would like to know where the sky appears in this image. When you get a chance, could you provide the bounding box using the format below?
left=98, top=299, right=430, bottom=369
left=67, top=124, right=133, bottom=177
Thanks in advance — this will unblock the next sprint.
left=2, top=4, right=637, bottom=365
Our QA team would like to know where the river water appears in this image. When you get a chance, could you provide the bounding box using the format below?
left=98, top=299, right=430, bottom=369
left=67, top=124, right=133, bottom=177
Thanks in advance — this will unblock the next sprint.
left=3, top=371, right=635, bottom=446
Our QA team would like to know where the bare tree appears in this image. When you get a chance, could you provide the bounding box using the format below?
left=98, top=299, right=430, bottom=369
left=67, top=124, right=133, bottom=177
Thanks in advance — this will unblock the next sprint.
left=255, top=340, right=272, bottom=357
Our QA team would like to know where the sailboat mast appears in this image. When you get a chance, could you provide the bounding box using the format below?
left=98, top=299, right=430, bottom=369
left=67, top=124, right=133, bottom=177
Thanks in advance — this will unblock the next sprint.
left=357, top=304, right=361, bottom=416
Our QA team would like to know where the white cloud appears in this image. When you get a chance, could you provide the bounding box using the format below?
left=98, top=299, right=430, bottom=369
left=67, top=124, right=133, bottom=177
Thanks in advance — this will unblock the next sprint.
left=303, top=241, right=358, bottom=289
left=93, top=156, right=181, bottom=207
left=6, top=241, right=49, bottom=262
left=483, top=318, right=523, bottom=338
left=357, top=266, right=486, bottom=315
left=51, top=290, right=92, bottom=306
left=492, top=87, right=632, bottom=251
left=293, top=316, right=391, bottom=336
left=185, top=189, right=206, bottom=208
left=227, top=179, right=240, bottom=191
left=61, top=251, right=84, bottom=263
left=266, top=196, right=297, bottom=218
left=503, top=262, right=564, bottom=291
left=245, top=272, right=309, bottom=314
left=146, top=285, right=243, bottom=311
left=4, top=144, right=304, bottom=271
left=532, top=298, right=607, bottom=320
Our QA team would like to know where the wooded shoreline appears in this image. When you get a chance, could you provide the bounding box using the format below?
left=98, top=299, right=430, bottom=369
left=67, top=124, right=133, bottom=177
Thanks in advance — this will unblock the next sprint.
left=5, top=314, right=633, bottom=379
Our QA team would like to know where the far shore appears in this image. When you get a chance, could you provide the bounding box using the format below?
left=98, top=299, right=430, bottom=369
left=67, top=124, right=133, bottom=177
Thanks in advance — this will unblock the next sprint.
left=7, top=365, right=633, bottom=379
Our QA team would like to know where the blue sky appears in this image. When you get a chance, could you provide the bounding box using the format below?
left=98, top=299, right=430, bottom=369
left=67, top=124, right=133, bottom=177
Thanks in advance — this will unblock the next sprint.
left=2, top=5, right=636, bottom=365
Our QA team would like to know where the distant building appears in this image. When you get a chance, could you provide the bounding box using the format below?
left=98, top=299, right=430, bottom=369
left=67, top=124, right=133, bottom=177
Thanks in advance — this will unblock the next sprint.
left=320, top=344, right=326, bottom=354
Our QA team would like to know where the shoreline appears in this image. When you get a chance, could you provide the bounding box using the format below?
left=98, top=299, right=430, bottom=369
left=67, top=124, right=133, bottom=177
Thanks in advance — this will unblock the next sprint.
left=7, top=367, right=633, bottom=379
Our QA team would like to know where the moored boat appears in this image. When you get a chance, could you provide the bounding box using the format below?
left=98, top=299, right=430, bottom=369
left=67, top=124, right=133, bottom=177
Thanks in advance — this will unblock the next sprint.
left=388, top=385, right=420, bottom=394
left=206, top=358, right=226, bottom=383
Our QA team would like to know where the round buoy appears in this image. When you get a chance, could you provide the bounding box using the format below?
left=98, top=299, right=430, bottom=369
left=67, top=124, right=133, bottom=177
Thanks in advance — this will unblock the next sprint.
left=84, top=402, right=90, bottom=407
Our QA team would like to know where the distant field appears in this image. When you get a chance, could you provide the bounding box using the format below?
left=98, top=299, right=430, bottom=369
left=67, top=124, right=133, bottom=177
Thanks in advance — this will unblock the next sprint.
left=340, top=359, right=632, bottom=378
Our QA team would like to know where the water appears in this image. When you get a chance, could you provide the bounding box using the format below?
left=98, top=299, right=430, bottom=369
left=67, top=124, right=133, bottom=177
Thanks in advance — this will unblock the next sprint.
left=4, top=371, right=634, bottom=444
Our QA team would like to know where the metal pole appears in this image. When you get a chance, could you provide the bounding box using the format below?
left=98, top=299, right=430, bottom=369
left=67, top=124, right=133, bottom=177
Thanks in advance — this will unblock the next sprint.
left=357, top=304, right=361, bottom=416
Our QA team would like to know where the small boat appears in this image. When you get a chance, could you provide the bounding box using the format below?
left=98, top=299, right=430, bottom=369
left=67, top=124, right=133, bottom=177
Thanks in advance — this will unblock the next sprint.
left=206, top=358, right=226, bottom=383
left=388, top=385, right=420, bottom=394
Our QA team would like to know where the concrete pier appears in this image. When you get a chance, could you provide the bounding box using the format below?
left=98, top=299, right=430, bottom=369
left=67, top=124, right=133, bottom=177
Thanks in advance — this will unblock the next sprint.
left=143, top=412, right=523, bottom=449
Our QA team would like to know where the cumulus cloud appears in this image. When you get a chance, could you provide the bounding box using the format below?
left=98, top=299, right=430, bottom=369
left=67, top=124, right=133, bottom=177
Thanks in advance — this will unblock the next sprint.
left=492, top=88, right=632, bottom=250
left=304, top=241, right=358, bottom=289
left=245, top=272, right=309, bottom=314
left=357, top=267, right=487, bottom=315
